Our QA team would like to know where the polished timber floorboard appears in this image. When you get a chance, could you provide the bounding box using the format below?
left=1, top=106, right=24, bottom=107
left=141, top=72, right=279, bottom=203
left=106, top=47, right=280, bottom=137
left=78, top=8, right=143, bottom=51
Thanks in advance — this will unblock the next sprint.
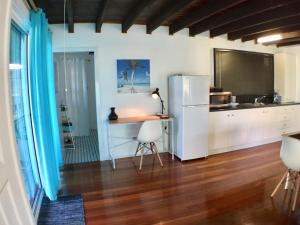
left=59, top=142, right=300, bottom=225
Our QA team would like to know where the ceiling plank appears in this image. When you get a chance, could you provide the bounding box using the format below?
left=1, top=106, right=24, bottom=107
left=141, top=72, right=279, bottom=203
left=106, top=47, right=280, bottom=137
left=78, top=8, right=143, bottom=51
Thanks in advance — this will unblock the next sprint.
left=122, top=0, right=153, bottom=33
left=189, top=0, right=299, bottom=37
left=146, top=0, right=194, bottom=34
left=169, top=0, right=245, bottom=35
left=242, top=24, right=300, bottom=41
left=264, top=31, right=300, bottom=45
left=227, top=15, right=300, bottom=40
left=210, top=2, right=300, bottom=38
left=95, top=0, right=109, bottom=33
left=67, top=0, right=74, bottom=33
left=277, top=38, right=300, bottom=47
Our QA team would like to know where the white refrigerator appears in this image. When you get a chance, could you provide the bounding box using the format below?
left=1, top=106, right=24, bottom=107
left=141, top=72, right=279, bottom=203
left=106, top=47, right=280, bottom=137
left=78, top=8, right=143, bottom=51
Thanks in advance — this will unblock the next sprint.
left=168, top=75, right=209, bottom=160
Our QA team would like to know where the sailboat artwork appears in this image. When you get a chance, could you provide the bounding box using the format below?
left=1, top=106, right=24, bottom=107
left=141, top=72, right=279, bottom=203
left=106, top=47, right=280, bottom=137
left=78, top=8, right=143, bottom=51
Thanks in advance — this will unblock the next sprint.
left=117, top=59, right=150, bottom=93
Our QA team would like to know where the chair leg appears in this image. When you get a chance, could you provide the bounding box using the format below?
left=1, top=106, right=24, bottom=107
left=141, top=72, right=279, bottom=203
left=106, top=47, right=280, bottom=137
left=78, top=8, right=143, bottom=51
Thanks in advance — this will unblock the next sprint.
left=135, top=143, right=141, bottom=156
left=285, top=170, right=291, bottom=190
left=152, top=142, right=163, bottom=167
left=271, top=171, right=289, bottom=198
left=139, top=146, right=144, bottom=170
left=292, top=173, right=300, bottom=211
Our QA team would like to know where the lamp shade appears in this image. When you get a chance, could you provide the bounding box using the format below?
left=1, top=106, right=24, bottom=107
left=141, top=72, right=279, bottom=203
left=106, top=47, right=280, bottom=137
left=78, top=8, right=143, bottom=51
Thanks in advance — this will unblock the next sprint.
left=152, top=88, right=160, bottom=99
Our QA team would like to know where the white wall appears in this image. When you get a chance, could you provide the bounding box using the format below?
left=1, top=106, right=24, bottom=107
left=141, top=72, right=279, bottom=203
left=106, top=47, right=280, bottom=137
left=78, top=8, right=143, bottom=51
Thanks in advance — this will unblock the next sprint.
left=50, top=23, right=288, bottom=161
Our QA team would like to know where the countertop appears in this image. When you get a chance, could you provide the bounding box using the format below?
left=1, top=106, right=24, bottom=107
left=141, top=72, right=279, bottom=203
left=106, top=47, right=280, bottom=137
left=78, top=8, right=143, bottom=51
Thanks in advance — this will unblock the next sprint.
left=210, top=102, right=300, bottom=112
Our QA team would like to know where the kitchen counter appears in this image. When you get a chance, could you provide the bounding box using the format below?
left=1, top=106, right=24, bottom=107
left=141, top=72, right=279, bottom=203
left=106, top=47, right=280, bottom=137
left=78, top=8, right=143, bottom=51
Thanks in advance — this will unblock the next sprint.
left=210, top=102, right=300, bottom=112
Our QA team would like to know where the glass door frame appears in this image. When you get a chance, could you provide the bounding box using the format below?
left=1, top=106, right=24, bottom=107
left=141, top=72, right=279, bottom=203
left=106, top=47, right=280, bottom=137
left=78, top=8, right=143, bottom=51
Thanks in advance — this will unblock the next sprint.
left=10, top=20, right=44, bottom=216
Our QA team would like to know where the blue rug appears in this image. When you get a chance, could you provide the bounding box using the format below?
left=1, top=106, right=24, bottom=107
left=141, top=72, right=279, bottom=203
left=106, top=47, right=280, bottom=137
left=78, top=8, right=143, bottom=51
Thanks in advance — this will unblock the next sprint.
left=38, top=195, right=85, bottom=225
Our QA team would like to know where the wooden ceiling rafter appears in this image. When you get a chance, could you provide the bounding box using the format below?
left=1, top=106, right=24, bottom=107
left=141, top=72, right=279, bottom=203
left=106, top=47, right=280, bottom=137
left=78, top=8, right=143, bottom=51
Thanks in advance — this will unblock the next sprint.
left=227, top=15, right=300, bottom=40
left=210, top=2, right=300, bottom=38
left=122, top=0, right=154, bottom=33
left=67, top=0, right=74, bottom=33
left=263, top=31, right=300, bottom=45
left=34, top=0, right=300, bottom=47
left=169, top=0, right=246, bottom=35
left=242, top=24, right=300, bottom=42
left=189, top=0, right=299, bottom=37
left=95, top=0, right=109, bottom=33
left=26, top=0, right=38, bottom=12
left=146, top=0, right=195, bottom=34
left=272, top=39, right=300, bottom=47
left=277, top=39, right=300, bottom=47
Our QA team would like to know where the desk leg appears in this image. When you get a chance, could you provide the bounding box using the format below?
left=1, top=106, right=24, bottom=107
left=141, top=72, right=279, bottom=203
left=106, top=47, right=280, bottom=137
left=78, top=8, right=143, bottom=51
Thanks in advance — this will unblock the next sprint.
left=162, top=121, right=165, bottom=153
left=171, top=119, right=174, bottom=160
left=107, top=123, right=116, bottom=169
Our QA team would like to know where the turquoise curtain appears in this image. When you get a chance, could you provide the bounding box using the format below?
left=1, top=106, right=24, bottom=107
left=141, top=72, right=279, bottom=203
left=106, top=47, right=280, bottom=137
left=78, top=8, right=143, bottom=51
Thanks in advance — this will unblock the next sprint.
left=29, top=9, right=62, bottom=200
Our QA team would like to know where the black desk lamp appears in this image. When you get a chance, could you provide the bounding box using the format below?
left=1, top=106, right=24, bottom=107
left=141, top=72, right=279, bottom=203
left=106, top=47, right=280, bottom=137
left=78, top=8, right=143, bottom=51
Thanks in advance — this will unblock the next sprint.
left=152, top=88, right=165, bottom=115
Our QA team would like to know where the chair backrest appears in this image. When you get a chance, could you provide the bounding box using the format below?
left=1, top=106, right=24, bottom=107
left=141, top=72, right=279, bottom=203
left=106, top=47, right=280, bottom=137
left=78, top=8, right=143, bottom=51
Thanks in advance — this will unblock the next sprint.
left=137, top=120, right=162, bottom=143
left=280, top=136, right=300, bottom=171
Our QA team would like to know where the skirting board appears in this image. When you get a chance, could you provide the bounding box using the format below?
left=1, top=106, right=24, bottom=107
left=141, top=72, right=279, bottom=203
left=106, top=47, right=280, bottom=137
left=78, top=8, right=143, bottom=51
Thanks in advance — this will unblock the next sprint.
left=208, top=137, right=282, bottom=156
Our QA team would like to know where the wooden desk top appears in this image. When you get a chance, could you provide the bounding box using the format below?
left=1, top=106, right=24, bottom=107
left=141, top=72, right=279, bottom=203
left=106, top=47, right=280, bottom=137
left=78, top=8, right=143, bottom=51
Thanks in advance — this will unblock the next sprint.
left=108, top=115, right=172, bottom=125
left=284, top=131, right=300, bottom=140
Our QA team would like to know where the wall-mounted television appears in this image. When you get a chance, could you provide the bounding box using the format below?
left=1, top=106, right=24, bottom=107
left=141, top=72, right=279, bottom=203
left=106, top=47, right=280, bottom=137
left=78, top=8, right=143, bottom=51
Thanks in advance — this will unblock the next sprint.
left=214, top=48, right=274, bottom=103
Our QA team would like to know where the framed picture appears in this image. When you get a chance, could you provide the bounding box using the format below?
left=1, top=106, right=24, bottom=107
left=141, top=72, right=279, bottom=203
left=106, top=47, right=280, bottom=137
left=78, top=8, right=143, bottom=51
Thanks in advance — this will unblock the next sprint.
left=117, top=59, right=150, bottom=93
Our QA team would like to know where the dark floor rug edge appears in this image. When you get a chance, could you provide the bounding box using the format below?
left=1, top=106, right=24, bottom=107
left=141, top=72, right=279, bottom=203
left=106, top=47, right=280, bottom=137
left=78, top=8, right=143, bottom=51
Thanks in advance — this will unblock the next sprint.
left=38, top=194, right=86, bottom=225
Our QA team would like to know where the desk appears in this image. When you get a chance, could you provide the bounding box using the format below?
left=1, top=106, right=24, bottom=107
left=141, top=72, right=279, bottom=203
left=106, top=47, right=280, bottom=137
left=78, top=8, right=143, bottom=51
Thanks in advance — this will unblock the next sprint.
left=107, top=115, right=175, bottom=169
left=285, top=132, right=300, bottom=140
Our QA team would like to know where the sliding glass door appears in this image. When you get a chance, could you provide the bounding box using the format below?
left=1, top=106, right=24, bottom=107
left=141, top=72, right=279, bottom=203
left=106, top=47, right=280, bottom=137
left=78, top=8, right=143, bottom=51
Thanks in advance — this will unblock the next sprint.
left=9, top=22, right=41, bottom=209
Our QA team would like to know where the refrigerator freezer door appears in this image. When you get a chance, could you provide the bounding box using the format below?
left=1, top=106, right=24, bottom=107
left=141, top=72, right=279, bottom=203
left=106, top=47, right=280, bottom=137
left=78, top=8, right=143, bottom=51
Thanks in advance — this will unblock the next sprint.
left=182, top=105, right=208, bottom=160
left=182, top=76, right=209, bottom=106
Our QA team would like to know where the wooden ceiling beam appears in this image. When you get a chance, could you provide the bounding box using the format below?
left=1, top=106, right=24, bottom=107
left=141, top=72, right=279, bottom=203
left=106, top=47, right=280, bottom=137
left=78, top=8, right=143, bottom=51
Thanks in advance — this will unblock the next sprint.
left=277, top=38, right=300, bottom=47
left=122, top=0, right=153, bottom=33
left=95, top=0, right=109, bottom=33
left=227, top=15, right=300, bottom=40
left=189, top=0, right=299, bottom=37
left=67, top=0, right=74, bottom=33
left=264, top=31, right=300, bottom=45
left=169, top=0, right=245, bottom=35
left=146, top=0, right=194, bottom=34
left=242, top=24, right=300, bottom=42
left=210, top=2, right=300, bottom=38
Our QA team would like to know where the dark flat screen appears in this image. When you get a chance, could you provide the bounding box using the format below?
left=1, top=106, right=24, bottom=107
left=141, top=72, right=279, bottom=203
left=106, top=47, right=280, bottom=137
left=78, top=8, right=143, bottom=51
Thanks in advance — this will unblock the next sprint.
left=214, top=49, right=274, bottom=101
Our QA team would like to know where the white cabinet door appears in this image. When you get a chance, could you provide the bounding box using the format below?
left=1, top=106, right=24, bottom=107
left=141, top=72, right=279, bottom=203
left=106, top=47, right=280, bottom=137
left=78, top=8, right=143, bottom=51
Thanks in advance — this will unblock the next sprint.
left=248, top=108, right=264, bottom=143
left=262, top=108, right=280, bottom=140
left=209, top=111, right=230, bottom=150
left=229, top=110, right=248, bottom=147
left=295, top=106, right=300, bottom=132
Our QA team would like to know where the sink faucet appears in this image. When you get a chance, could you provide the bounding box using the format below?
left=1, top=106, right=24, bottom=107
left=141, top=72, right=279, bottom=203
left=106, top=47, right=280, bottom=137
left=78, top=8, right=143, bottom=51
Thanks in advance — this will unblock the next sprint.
left=254, top=96, right=266, bottom=104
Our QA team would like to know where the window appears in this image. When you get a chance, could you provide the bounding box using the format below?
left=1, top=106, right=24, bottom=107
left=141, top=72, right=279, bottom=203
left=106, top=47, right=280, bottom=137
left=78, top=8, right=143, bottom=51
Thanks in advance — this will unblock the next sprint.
left=9, top=22, right=41, bottom=209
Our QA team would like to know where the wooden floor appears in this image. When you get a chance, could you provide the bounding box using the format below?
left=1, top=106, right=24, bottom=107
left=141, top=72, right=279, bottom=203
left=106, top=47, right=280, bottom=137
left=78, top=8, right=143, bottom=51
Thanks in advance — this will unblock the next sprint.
left=59, top=142, right=300, bottom=225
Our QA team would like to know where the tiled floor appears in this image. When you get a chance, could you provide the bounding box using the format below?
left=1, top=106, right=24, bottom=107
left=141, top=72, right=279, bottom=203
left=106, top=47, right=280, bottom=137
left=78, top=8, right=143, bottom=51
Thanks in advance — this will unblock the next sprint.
left=63, top=129, right=100, bottom=164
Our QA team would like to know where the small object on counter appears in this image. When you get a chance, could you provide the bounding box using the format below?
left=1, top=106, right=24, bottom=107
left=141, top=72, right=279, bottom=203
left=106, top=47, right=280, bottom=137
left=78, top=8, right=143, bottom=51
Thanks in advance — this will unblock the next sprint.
left=231, top=96, right=236, bottom=103
left=230, top=102, right=239, bottom=108
left=108, top=107, right=118, bottom=120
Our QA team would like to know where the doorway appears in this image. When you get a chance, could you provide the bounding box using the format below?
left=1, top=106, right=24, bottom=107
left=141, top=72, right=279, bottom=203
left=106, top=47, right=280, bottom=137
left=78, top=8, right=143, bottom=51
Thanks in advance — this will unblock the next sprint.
left=53, top=52, right=99, bottom=165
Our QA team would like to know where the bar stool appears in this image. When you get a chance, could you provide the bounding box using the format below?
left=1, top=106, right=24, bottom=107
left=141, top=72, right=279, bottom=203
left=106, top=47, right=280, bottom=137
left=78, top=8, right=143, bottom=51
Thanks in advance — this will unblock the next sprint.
left=135, top=120, right=164, bottom=170
left=271, top=136, right=300, bottom=211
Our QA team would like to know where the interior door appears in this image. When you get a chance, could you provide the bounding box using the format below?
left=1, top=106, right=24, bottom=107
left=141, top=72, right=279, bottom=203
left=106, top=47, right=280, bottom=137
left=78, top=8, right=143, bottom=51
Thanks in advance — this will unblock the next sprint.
left=0, top=2, right=34, bottom=224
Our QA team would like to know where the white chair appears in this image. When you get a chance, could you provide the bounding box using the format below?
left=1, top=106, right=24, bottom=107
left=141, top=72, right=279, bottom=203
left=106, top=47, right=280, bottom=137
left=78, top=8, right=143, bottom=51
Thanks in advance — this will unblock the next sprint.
left=135, top=120, right=164, bottom=170
left=271, top=136, right=300, bottom=211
